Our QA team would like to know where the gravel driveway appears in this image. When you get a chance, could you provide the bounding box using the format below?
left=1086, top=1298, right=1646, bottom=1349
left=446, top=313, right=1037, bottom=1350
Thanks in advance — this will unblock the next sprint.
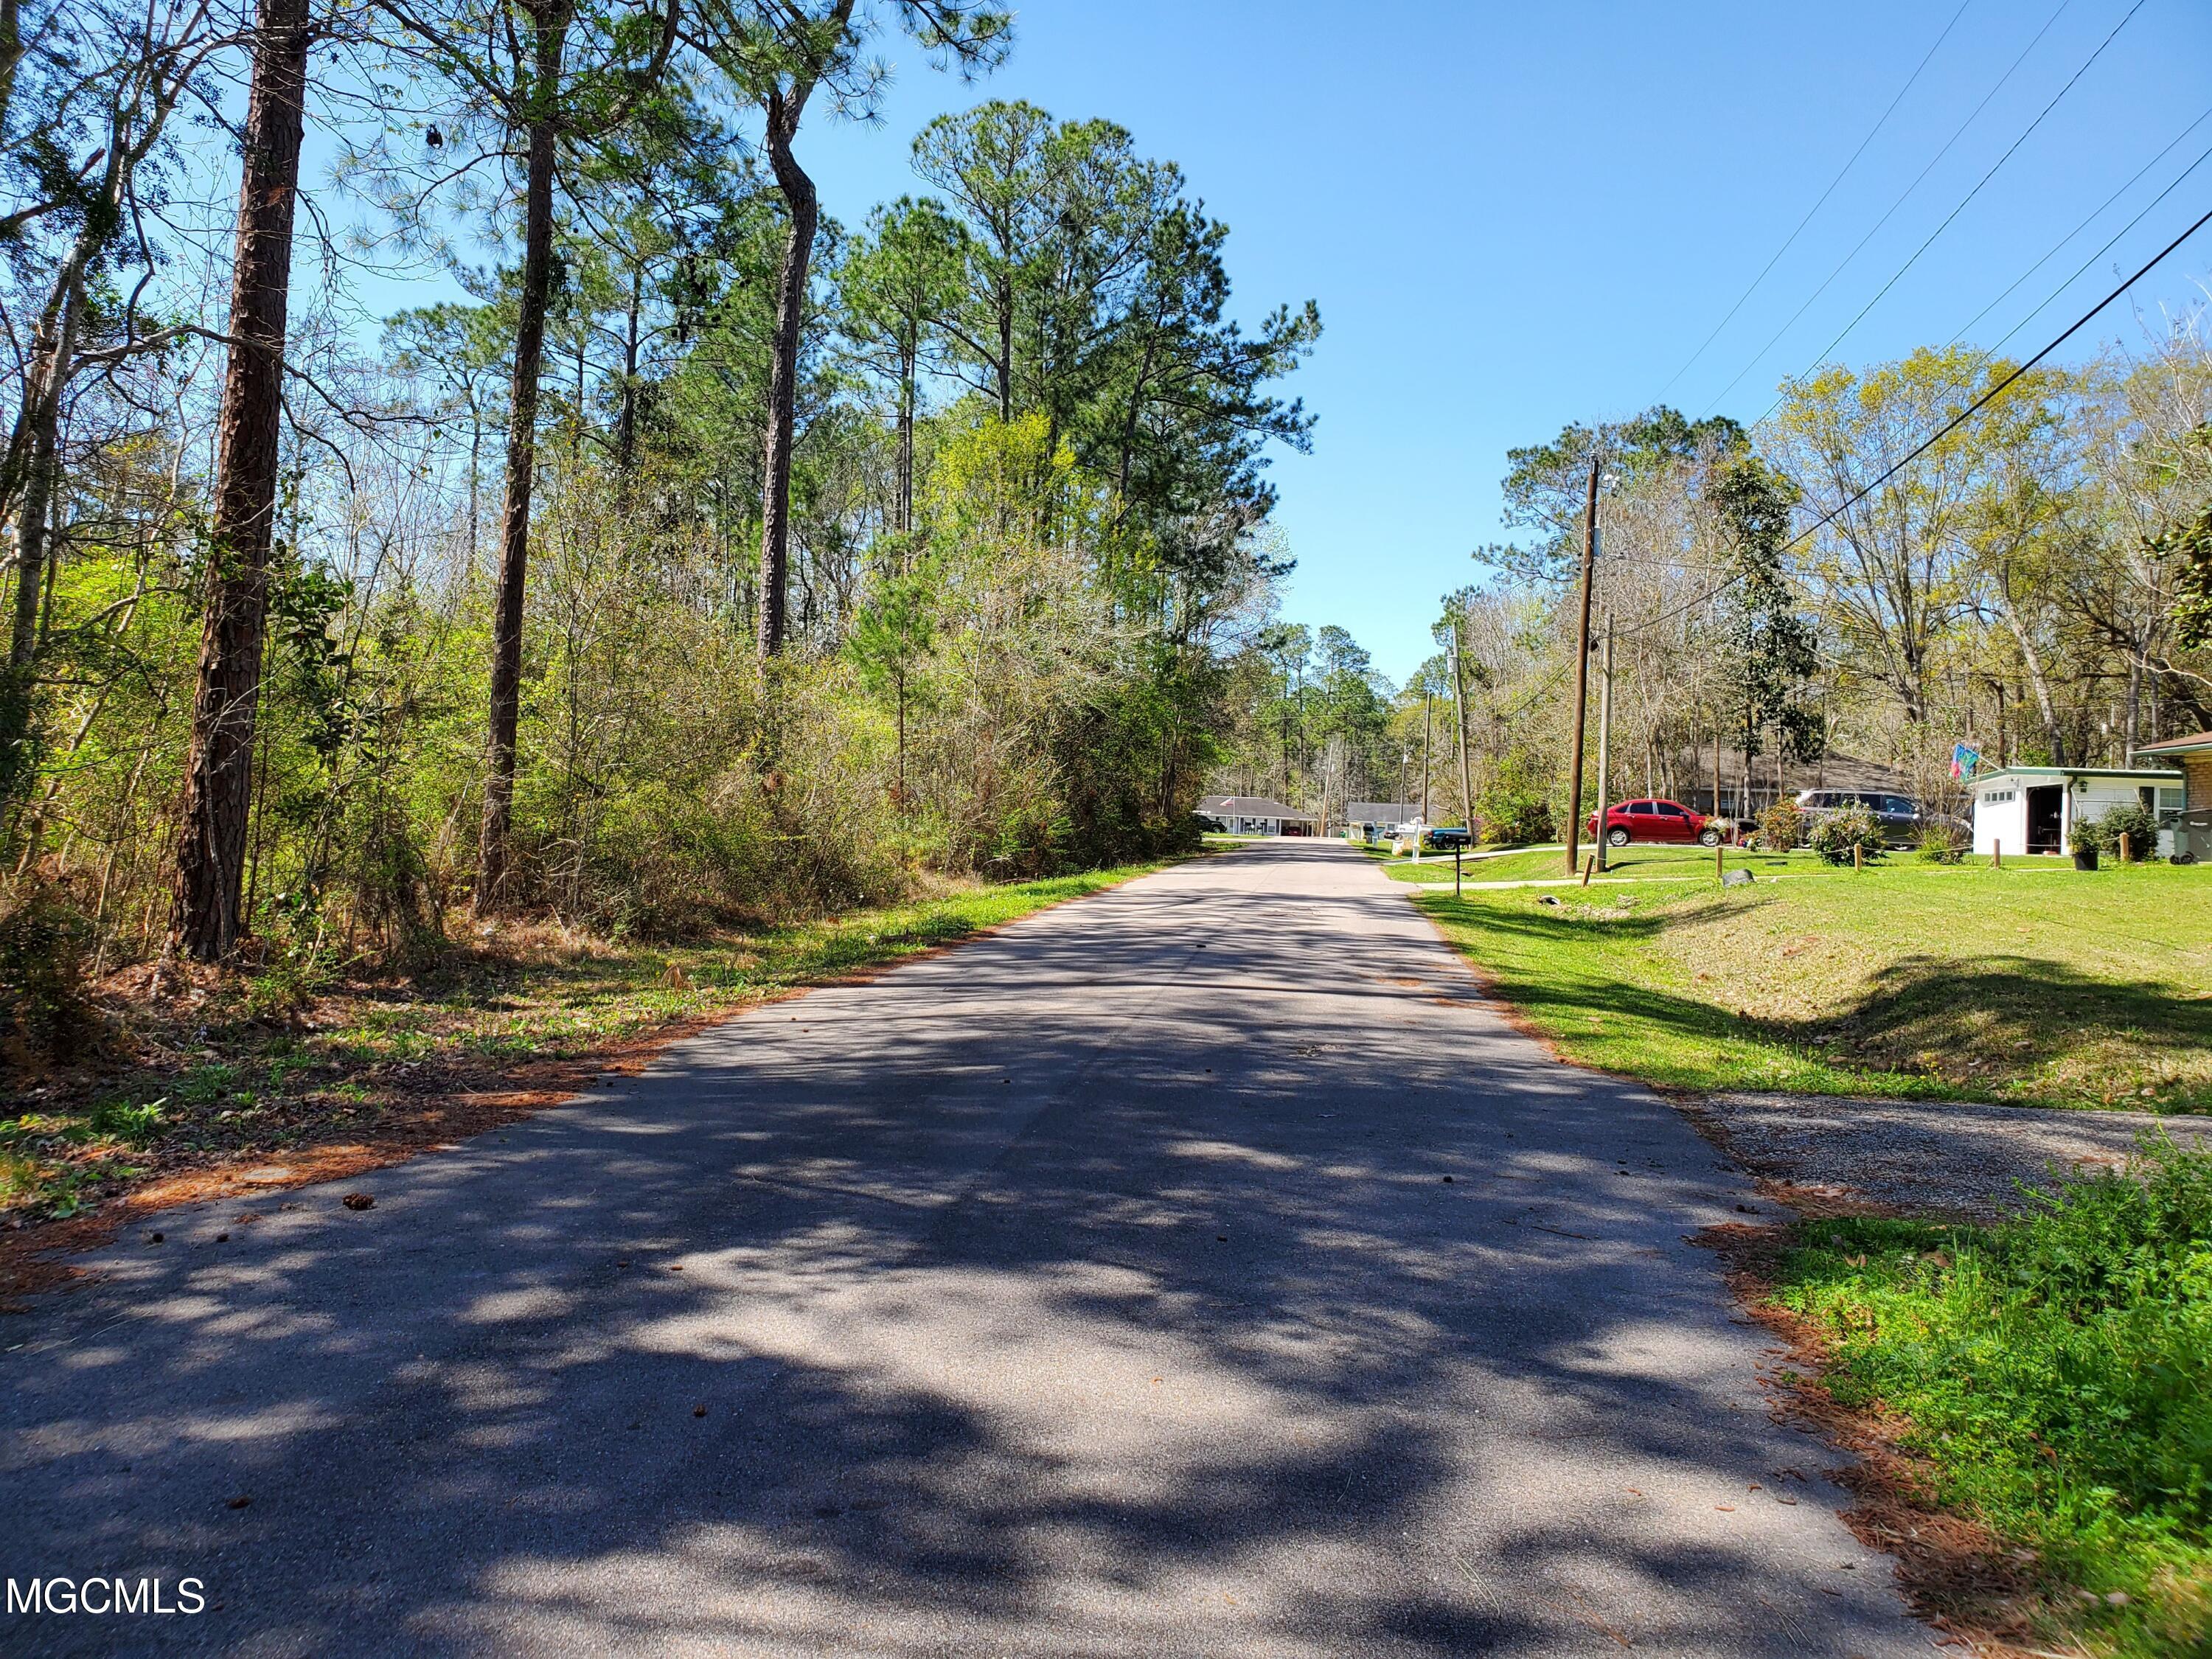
left=1693, top=1091, right=2212, bottom=1220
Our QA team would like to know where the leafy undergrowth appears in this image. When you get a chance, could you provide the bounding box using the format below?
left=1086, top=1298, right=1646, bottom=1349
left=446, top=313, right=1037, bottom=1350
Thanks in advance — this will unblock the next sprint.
left=1767, top=1138, right=2212, bottom=1657
left=1, top=863, right=1166, bottom=1228
left=1415, top=852, right=2212, bottom=1111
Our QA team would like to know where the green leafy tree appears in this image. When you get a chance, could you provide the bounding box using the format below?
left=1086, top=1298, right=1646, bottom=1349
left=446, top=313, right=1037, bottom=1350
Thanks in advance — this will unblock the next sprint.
left=1710, top=451, right=1821, bottom=801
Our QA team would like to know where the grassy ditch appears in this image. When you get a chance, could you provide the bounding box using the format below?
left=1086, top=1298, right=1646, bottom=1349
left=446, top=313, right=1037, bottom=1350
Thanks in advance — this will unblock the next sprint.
left=1413, top=846, right=2212, bottom=1111
left=1762, top=1138, right=2212, bottom=1656
left=1, top=863, right=1169, bottom=1227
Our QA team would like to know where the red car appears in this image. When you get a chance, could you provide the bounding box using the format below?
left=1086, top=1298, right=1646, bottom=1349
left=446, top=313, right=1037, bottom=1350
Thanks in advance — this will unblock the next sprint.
left=1585, top=797, right=1722, bottom=848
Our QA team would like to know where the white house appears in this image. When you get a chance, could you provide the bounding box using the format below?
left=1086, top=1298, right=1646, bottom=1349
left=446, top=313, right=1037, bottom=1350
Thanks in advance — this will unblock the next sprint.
left=1969, top=766, right=2185, bottom=858
left=1198, top=796, right=1317, bottom=837
left=1345, top=801, right=1424, bottom=844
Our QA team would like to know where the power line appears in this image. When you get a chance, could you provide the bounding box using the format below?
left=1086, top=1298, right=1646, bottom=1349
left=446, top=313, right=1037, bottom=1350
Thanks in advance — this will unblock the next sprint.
left=1697, top=0, right=2076, bottom=417
left=1786, top=199, right=2212, bottom=554
left=1655, top=0, right=1972, bottom=403
left=1624, top=197, right=2212, bottom=643
left=1750, top=0, right=2148, bottom=426
left=1944, top=111, right=2212, bottom=356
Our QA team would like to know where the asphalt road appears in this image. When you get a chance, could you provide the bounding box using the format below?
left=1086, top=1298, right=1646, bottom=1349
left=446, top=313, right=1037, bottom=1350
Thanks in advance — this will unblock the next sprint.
left=1, top=841, right=1932, bottom=1657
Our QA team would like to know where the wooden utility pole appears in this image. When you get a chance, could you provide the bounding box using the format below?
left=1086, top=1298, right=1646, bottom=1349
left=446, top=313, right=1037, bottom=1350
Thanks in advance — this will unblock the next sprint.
left=1711, top=720, right=1722, bottom=827
left=1562, top=455, right=1599, bottom=874
left=1449, top=622, right=1475, bottom=836
left=1593, top=611, right=1615, bottom=873
left=1420, top=692, right=1433, bottom=824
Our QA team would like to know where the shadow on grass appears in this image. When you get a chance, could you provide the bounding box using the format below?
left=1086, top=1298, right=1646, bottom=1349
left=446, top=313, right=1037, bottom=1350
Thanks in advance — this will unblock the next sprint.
left=1422, top=891, right=2212, bottom=1108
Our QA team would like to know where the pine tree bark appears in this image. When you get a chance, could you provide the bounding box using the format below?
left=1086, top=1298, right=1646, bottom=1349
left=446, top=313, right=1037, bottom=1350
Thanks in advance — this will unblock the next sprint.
left=168, top=0, right=310, bottom=961
left=473, top=6, right=566, bottom=919
left=0, top=284, right=76, bottom=808
left=755, top=86, right=818, bottom=663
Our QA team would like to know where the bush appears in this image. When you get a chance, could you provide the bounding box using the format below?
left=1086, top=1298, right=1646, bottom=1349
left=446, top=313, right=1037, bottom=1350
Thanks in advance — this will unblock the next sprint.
left=1806, top=803, right=1884, bottom=865
left=2099, top=801, right=2160, bottom=860
left=1476, top=749, right=1554, bottom=845
left=0, top=880, right=104, bottom=1068
left=1916, top=819, right=1969, bottom=863
left=1755, top=800, right=1805, bottom=851
left=2068, top=817, right=2108, bottom=857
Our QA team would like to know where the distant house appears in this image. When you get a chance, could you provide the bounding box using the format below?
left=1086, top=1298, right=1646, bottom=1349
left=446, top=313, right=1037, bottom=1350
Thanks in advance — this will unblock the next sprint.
left=1198, top=796, right=1317, bottom=836
left=2132, top=731, right=2212, bottom=860
left=1346, top=801, right=1423, bottom=844
left=1969, top=765, right=2184, bottom=858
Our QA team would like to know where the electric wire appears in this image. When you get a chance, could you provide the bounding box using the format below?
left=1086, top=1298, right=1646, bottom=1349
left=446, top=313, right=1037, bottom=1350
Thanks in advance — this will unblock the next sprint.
left=1944, top=115, right=2212, bottom=358
left=1696, top=0, right=2076, bottom=417
left=1747, top=0, right=2149, bottom=427
left=1656, top=0, right=1972, bottom=402
left=1621, top=198, right=2212, bottom=644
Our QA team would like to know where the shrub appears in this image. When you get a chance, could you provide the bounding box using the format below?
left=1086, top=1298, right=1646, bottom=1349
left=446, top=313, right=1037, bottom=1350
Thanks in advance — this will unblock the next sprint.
left=2099, top=801, right=2160, bottom=860
left=1916, top=819, right=1969, bottom=863
left=1476, top=750, right=1554, bottom=845
left=0, top=880, right=104, bottom=1068
left=2068, top=817, right=2109, bottom=857
left=1755, top=800, right=1804, bottom=851
left=1806, top=803, right=1884, bottom=865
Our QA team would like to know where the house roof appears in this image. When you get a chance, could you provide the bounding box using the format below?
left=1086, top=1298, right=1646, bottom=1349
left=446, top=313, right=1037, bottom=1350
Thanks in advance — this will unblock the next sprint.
left=1972, top=766, right=2183, bottom=784
left=1199, top=796, right=1313, bottom=820
left=2134, top=731, right=2212, bottom=757
left=1663, top=748, right=1910, bottom=793
left=1346, top=801, right=1422, bottom=823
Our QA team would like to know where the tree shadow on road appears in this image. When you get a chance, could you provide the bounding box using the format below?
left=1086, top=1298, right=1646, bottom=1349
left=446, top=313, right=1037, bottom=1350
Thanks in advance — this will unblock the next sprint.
left=0, top=841, right=1915, bottom=1656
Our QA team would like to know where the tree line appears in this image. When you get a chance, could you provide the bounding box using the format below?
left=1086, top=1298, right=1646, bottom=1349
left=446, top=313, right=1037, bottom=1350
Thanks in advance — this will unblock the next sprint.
left=0, top=0, right=1320, bottom=980
left=1219, top=333, right=2212, bottom=840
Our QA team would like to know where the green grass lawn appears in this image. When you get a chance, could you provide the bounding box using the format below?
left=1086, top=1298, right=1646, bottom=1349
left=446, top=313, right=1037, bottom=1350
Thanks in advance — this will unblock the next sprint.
left=1, top=863, right=1169, bottom=1222
left=1766, top=1139, right=2212, bottom=1656
left=1414, top=847, right=2212, bottom=1112
left=1385, top=841, right=1704, bottom=883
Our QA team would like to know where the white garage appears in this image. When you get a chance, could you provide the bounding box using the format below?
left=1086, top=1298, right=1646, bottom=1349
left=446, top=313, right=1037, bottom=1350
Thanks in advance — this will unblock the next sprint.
left=1969, top=765, right=2184, bottom=858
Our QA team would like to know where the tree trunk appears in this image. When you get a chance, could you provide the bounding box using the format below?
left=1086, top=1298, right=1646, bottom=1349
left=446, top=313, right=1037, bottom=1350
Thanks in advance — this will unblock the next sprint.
left=0, top=274, right=85, bottom=806
left=0, top=0, right=21, bottom=137
left=995, top=274, right=1012, bottom=421
left=2124, top=648, right=2143, bottom=758
left=894, top=333, right=917, bottom=540
left=168, top=0, right=310, bottom=961
left=615, top=262, right=641, bottom=479
left=756, top=87, right=819, bottom=664
left=473, top=20, right=563, bottom=919
left=7, top=288, right=74, bottom=678
left=1997, top=596, right=2065, bottom=765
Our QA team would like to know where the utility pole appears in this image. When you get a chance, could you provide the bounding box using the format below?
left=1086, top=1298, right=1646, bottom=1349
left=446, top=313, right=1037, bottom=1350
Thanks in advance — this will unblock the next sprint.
left=1449, top=619, right=1475, bottom=837
left=1563, top=454, right=1599, bottom=875
left=1593, top=611, right=1615, bottom=872
left=1420, top=692, right=1433, bottom=825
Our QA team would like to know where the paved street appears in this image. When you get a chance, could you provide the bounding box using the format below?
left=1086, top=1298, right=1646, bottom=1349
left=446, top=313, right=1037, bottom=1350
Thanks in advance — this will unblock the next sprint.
left=1, top=842, right=1930, bottom=1656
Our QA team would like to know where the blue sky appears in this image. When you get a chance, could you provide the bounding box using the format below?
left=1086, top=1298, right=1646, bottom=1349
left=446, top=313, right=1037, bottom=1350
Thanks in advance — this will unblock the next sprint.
left=795, top=0, right=2212, bottom=682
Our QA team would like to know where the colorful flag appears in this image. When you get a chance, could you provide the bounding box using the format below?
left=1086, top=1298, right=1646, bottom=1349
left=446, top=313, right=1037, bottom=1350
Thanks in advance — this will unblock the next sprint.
left=1950, top=742, right=1980, bottom=779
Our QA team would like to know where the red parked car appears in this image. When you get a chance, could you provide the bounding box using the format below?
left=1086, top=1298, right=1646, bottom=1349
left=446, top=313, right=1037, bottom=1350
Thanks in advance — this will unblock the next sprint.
left=1585, top=797, right=1723, bottom=848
